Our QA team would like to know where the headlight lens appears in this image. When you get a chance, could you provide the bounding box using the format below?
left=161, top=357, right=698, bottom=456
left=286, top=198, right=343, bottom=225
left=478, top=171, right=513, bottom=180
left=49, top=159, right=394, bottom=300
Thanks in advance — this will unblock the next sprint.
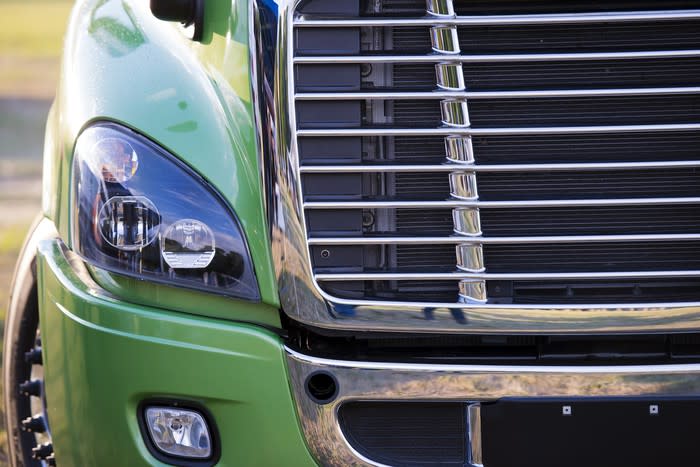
left=72, top=123, right=260, bottom=301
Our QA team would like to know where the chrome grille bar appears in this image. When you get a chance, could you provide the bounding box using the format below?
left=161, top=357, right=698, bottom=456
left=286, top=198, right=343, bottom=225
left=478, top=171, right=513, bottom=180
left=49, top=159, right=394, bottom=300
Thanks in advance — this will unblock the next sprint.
left=303, top=197, right=700, bottom=209
left=315, top=270, right=700, bottom=282
left=294, top=50, right=700, bottom=63
left=307, top=233, right=700, bottom=245
left=299, top=160, right=700, bottom=173
left=297, top=123, right=700, bottom=137
left=294, top=10, right=700, bottom=27
left=295, top=86, right=700, bottom=100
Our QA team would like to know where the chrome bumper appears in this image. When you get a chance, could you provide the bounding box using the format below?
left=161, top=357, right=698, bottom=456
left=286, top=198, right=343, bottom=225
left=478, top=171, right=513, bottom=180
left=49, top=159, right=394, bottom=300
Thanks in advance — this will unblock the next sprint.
left=286, top=347, right=700, bottom=466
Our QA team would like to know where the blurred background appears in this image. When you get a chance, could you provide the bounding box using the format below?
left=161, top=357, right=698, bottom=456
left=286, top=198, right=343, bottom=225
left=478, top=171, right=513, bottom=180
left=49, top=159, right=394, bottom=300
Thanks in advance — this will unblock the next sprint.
left=0, top=0, right=74, bottom=462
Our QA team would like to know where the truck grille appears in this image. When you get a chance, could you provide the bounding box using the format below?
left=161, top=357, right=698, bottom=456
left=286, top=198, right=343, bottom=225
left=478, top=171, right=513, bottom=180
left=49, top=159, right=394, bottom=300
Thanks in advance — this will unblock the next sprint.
left=291, top=0, right=700, bottom=306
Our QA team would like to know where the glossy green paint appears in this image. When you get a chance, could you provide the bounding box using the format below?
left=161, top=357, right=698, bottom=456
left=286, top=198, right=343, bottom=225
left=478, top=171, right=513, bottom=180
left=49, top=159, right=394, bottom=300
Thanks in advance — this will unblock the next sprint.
left=36, top=238, right=317, bottom=466
left=45, top=0, right=279, bottom=314
left=90, top=266, right=282, bottom=327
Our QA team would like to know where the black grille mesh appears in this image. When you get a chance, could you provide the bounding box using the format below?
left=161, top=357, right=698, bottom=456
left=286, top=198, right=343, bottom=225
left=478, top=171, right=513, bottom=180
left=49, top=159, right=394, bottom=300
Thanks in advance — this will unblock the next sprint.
left=339, top=402, right=467, bottom=466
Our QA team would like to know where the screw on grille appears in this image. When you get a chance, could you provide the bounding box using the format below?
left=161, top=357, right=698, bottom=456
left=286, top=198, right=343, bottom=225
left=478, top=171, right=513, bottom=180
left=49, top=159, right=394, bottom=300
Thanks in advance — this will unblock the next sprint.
left=362, top=211, right=375, bottom=228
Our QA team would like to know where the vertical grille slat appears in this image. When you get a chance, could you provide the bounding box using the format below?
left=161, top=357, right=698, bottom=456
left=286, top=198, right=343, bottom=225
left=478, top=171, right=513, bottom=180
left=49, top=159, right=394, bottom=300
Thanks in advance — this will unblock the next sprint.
left=292, top=1, right=700, bottom=306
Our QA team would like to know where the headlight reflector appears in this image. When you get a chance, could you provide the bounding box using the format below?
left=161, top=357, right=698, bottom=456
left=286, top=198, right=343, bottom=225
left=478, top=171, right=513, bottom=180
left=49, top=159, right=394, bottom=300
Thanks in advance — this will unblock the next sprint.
left=72, top=123, right=259, bottom=300
left=98, top=195, right=160, bottom=251
left=161, top=219, right=216, bottom=269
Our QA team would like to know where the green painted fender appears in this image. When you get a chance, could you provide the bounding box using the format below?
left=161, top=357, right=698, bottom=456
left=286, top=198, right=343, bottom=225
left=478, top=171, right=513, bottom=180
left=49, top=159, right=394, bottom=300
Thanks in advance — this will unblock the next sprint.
left=44, top=0, right=280, bottom=323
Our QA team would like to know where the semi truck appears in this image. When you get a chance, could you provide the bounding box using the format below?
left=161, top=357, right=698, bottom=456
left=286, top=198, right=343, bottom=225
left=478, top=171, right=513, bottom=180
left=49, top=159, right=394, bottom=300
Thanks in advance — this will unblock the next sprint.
left=5, top=0, right=700, bottom=465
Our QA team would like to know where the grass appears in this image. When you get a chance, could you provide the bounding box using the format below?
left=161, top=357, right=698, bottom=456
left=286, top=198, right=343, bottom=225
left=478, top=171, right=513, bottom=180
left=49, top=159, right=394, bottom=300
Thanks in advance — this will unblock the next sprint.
left=0, top=222, right=33, bottom=328
left=0, top=223, right=31, bottom=465
left=0, top=224, right=30, bottom=256
left=0, top=0, right=71, bottom=462
left=0, top=181, right=41, bottom=465
left=0, top=219, right=37, bottom=466
left=0, top=1, right=73, bottom=98
left=0, top=98, right=53, bottom=160
left=0, top=1, right=73, bottom=59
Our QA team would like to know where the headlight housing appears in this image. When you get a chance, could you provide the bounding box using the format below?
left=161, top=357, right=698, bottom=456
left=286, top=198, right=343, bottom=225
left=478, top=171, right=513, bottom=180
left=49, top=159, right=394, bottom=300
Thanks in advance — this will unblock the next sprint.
left=71, top=123, right=260, bottom=301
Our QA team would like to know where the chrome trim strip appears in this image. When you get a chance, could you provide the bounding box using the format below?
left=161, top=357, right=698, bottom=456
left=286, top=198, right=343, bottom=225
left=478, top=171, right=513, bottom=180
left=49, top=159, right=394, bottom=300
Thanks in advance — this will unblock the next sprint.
left=441, top=99, right=470, bottom=127
left=430, top=26, right=461, bottom=54
left=435, top=63, right=466, bottom=91
left=303, top=197, right=700, bottom=209
left=295, top=86, right=700, bottom=100
left=285, top=347, right=700, bottom=467
left=445, top=136, right=474, bottom=163
left=298, top=293, right=700, bottom=332
left=459, top=280, right=488, bottom=303
left=453, top=208, right=482, bottom=236
left=426, top=0, right=455, bottom=17
left=299, top=160, right=700, bottom=172
left=314, top=270, right=700, bottom=282
left=306, top=233, right=700, bottom=245
left=456, top=243, right=485, bottom=273
left=449, top=172, right=478, bottom=200
left=467, top=404, right=483, bottom=467
left=255, top=0, right=333, bottom=329
left=293, top=50, right=700, bottom=63
left=438, top=0, right=480, bottom=302
left=287, top=347, right=700, bottom=379
left=296, top=122, right=700, bottom=136
left=248, top=0, right=269, bottom=223
left=293, top=9, right=700, bottom=27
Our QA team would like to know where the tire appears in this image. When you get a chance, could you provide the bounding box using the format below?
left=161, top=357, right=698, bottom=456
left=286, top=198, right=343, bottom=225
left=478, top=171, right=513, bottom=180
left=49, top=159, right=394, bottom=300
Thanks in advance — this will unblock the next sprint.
left=4, top=219, right=55, bottom=466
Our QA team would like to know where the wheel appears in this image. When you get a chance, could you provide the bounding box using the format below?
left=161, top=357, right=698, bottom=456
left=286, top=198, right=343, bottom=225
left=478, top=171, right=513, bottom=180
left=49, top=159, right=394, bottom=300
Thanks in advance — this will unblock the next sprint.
left=4, top=241, right=55, bottom=466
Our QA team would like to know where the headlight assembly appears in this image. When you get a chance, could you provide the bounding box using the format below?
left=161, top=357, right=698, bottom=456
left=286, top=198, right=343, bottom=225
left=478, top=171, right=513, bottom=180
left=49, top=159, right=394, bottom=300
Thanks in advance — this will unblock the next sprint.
left=71, top=123, right=260, bottom=301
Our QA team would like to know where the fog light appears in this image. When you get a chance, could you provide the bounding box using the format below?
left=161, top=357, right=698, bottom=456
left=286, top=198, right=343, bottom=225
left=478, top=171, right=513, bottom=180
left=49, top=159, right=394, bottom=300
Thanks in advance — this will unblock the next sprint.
left=145, top=406, right=212, bottom=459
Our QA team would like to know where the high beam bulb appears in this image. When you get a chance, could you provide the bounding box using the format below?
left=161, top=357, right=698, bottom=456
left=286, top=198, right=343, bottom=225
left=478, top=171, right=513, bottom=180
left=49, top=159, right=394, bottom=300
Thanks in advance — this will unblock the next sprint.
left=161, top=219, right=216, bottom=269
left=98, top=196, right=160, bottom=250
left=90, top=137, right=139, bottom=183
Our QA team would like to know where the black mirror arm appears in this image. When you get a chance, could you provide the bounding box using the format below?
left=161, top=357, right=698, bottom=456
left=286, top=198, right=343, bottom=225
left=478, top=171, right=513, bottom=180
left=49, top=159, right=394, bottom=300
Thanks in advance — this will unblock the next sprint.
left=150, top=0, right=205, bottom=42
